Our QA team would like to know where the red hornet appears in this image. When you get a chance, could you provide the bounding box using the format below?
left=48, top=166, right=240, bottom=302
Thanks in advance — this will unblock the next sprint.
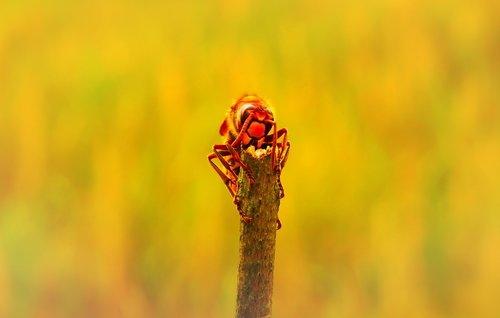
left=208, top=95, right=290, bottom=228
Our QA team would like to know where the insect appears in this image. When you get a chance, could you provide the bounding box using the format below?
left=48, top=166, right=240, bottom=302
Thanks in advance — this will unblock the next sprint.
left=207, top=95, right=290, bottom=228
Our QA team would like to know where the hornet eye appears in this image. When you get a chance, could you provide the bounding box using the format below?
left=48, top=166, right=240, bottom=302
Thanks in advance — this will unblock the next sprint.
left=239, top=104, right=256, bottom=125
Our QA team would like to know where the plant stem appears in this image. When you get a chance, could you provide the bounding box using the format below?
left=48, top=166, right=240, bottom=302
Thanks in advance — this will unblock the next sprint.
left=235, top=149, right=280, bottom=318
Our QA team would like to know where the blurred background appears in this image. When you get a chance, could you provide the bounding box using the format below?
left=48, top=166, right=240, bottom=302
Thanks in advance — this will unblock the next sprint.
left=1, top=0, right=499, bottom=317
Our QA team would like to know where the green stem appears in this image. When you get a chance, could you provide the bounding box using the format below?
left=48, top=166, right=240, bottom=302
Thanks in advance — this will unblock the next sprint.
left=235, top=149, right=280, bottom=318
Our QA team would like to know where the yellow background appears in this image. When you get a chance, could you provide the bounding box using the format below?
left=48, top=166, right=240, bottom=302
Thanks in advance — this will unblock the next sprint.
left=1, top=0, right=499, bottom=317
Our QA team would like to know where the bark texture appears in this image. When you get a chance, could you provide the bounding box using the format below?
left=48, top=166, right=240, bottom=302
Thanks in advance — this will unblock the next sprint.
left=236, top=149, right=280, bottom=318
